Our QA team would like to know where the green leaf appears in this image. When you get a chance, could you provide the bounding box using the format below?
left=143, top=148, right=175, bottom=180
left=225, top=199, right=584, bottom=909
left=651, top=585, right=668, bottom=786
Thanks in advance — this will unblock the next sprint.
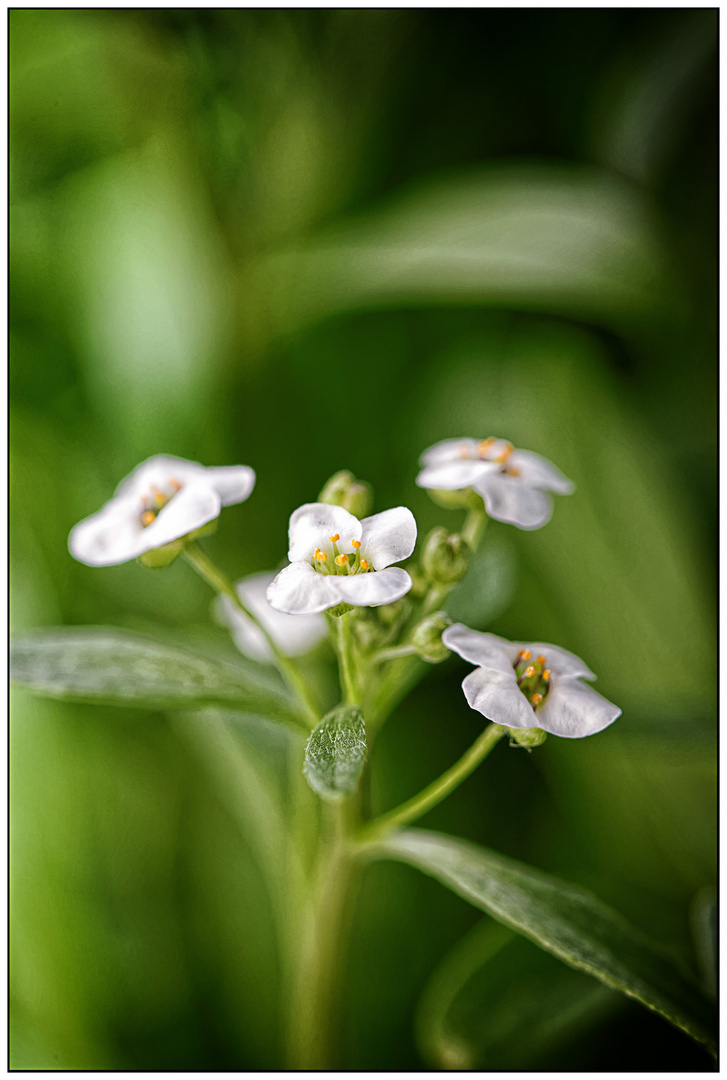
left=377, top=829, right=716, bottom=1053
left=10, top=626, right=300, bottom=724
left=416, top=919, right=619, bottom=1070
left=304, top=704, right=366, bottom=801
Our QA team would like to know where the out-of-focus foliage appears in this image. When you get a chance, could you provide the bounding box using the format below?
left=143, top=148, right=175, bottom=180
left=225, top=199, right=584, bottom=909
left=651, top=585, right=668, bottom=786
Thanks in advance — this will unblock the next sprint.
left=10, top=9, right=716, bottom=1070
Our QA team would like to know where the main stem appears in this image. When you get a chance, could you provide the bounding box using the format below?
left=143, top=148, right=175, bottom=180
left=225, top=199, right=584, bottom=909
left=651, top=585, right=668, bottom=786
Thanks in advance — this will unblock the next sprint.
left=358, top=723, right=504, bottom=842
left=183, top=542, right=319, bottom=727
left=336, top=614, right=359, bottom=704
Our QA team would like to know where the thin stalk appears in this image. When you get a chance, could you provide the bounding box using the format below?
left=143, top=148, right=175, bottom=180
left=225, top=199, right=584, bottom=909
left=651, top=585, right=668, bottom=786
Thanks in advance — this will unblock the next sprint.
left=183, top=542, right=319, bottom=727
left=371, top=643, right=419, bottom=665
left=335, top=613, right=359, bottom=704
left=462, top=504, right=488, bottom=550
left=357, top=723, right=504, bottom=842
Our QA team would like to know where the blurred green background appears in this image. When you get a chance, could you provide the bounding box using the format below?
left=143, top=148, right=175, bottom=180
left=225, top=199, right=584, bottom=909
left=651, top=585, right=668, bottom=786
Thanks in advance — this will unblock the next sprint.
left=10, top=9, right=717, bottom=1070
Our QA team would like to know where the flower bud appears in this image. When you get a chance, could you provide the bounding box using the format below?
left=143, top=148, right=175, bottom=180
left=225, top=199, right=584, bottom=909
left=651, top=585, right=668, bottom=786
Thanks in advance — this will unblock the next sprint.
left=421, top=527, right=470, bottom=585
left=412, top=611, right=452, bottom=663
left=318, top=470, right=373, bottom=519
left=426, top=487, right=481, bottom=510
left=507, top=726, right=548, bottom=749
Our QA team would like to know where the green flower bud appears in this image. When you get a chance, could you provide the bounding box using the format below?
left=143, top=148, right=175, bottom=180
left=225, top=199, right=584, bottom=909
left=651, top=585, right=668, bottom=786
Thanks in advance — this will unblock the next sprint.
left=421, top=527, right=470, bottom=585
left=426, top=487, right=481, bottom=510
left=412, top=611, right=453, bottom=663
left=506, top=726, right=548, bottom=749
left=318, top=470, right=373, bottom=519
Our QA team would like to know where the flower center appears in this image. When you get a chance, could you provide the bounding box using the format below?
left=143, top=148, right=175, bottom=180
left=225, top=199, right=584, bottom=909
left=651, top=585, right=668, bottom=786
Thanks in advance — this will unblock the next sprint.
left=311, top=535, right=372, bottom=576
left=513, top=650, right=551, bottom=711
left=460, top=438, right=520, bottom=477
left=139, top=478, right=182, bottom=527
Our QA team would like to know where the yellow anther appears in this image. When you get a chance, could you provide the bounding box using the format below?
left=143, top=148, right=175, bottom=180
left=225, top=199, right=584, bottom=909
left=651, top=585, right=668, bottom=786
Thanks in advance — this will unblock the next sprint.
left=531, top=693, right=543, bottom=706
left=478, top=437, right=496, bottom=456
left=351, top=539, right=361, bottom=549
left=518, top=650, right=531, bottom=661
left=494, top=442, right=514, bottom=464
left=360, top=558, right=369, bottom=570
left=536, top=655, right=546, bottom=666
left=542, top=669, right=551, bottom=682
left=141, top=510, right=156, bottom=527
left=168, top=478, right=182, bottom=492
left=329, top=533, right=340, bottom=543
left=314, top=548, right=327, bottom=563
left=335, top=554, right=348, bottom=567
left=507, top=466, right=520, bottom=477
left=523, top=665, right=535, bottom=679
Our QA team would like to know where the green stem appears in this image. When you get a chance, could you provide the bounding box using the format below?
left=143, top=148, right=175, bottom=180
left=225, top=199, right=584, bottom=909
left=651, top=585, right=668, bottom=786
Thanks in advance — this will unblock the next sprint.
left=371, top=643, right=419, bottom=665
left=358, top=723, right=504, bottom=842
left=335, top=613, right=359, bottom=704
left=462, top=503, right=488, bottom=550
left=183, top=542, right=320, bottom=728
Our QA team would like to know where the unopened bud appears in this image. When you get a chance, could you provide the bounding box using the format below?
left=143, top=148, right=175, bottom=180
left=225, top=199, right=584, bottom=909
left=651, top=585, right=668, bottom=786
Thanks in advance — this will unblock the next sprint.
left=318, top=470, right=373, bottom=519
left=422, top=527, right=469, bottom=585
left=412, top=611, right=452, bottom=663
left=507, top=726, right=547, bottom=749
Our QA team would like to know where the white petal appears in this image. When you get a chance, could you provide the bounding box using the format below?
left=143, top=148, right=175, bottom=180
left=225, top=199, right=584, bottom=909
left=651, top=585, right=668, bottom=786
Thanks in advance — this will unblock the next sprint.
left=475, top=474, right=553, bottom=530
left=536, top=679, right=621, bottom=738
left=114, top=455, right=206, bottom=499
left=509, top=450, right=574, bottom=494
left=334, top=567, right=412, bottom=607
left=442, top=625, right=516, bottom=673
left=287, top=503, right=362, bottom=563
left=359, top=507, right=417, bottom=570
left=68, top=495, right=150, bottom=566
left=461, top=668, right=536, bottom=728
left=420, top=438, right=482, bottom=466
left=142, top=482, right=221, bottom=548
left=416, top=460, right=496, bottom=491
left=516, top=642, right=595, bottom=681
left=215, top=572, right=327, bottom=660
left=203, top=466, right=256, bottom=506
left=266, top=562, right=344, bottom=615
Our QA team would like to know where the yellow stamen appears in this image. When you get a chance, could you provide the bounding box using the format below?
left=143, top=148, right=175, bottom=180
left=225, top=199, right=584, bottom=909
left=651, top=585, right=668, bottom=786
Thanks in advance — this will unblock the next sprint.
left=141, top=510, right=156, bottom=527
left=518, top=650, right=531, bottom=661
left=351, top=539, right=361, bottom=549
left=329, top=533, right=340, bottom=543
left=537, top=655, right=546, bottom=666
left=168, top=478, right=181, bottom=492
left=360, top=558, right=369, bottom=570
left=314, top=548, right=327, bottom=563
left=494, top=442, right=514, bottom=464
left=335, top=554, right=348, bottom=567
left=542, top=669, right=551, bottom=682
left=531, top=693, right=543, bottom=705
left=507, top=466, right=520, bottom=477
left=523, top=665, right=535, bottom=679
left=478, top=437, right=496, bottom=456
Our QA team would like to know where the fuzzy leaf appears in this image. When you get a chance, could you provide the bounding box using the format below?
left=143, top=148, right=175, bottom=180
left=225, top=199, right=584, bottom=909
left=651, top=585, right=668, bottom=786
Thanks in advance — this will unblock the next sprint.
left=377, top=829, right=716, bottom=1054
left=304, top=704, right=366, bottom=801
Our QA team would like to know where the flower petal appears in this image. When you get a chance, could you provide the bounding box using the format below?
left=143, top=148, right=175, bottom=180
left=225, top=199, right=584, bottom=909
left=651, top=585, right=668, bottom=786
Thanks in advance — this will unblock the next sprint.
left=416, top=460, right=496, bottom=491
left=475, top=473, right=553, bottom=529
left=359, top=507, right=417, bottom=569
left=536, top=679, right=621, bottom=738
left=68, top=495, right=151, bottom=566
left=509, top=450, right=574, bottom=494
left=461, top=668, right=536, bottom=728
left=420, top=438, right=482, bottom=466
left=216, top=572, right=327, bottom=660
left=114, top=455, right=206, bottom=499
left=334, top=567, right=412, bottom=607
left=142, top=482, right=221, bottom=548
left=266, top=562, right=344, bottom=615
left=442, top=625, right=516, bottom=673
left=203, top=466, right=256, bottom=506
left=517, top=642, right=595, bottom=681
left=287, top=503, right=362, bottom=563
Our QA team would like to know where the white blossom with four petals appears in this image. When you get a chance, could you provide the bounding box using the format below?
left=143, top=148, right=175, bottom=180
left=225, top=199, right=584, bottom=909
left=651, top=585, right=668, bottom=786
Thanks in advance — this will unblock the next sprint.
left=442, top=623, right=621, bottom=738
left=267, top=502, right=417, bottom=614
left=215, top=572, right=327, bottom=662
left=417, top=437, right=573, bottom=529
left=69, top=455, right=256, bottom=566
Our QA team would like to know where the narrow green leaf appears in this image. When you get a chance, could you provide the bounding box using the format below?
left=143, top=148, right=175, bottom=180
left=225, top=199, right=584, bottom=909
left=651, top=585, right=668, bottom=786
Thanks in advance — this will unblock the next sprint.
left=416, top=919, right=619, bottom=1070
left=304, top=704, right=366, bottom=801
left=377, top=829, right=716, bottom=1053
left=10, top=627, right=299, bottom=723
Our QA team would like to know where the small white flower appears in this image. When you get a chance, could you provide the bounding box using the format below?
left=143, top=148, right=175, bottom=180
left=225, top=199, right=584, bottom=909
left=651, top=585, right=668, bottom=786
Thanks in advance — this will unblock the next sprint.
left=69, top=455, right=256, bottom=567
left=215, top=572, right=327, bottom=662
left=417, top=437, right=573, bottom=530
left=267, top=502, right=417, bottom=614
left=442, top=623, right=621, bottom=738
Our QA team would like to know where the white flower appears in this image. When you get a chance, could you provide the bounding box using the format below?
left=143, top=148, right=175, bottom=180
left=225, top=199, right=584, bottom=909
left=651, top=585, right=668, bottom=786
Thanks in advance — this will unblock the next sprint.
left=267, top=502, right=417, bottom=614
left=416, top=437, right=573, bottom=530
left=442, top=623, right=621, bottom=738
left=215, top=572, right=328, bottom=662
left=69, top=455, right=256, bottom=567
